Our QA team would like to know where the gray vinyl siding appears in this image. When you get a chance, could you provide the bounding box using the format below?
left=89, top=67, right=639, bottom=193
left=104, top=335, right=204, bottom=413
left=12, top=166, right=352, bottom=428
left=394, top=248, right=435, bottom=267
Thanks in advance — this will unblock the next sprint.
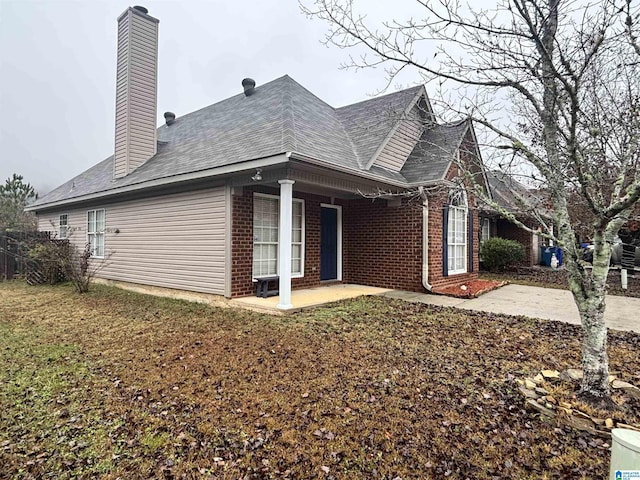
left=37, top=187, right=227, bottom=295
left=114, top=8, right=158, bottom=179
left=374, top=105, right=423, bottom=172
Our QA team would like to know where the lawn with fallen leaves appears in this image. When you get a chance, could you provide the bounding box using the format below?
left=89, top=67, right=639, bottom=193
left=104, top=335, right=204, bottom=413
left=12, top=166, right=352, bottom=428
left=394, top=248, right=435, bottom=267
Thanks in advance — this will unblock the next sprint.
left=1, top=281, right=639, bottom=479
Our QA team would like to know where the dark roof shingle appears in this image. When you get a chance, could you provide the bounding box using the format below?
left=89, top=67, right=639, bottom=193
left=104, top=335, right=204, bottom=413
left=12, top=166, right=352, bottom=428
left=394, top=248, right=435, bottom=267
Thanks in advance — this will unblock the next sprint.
left=32, top=76, right=468, bottom=208
left=400, top=121, right=469, bottom=184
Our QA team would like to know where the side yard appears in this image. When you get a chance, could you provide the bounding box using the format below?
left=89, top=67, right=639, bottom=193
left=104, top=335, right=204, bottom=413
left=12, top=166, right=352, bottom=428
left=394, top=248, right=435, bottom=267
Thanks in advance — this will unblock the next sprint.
left=1, top=282, right=639, bottom=479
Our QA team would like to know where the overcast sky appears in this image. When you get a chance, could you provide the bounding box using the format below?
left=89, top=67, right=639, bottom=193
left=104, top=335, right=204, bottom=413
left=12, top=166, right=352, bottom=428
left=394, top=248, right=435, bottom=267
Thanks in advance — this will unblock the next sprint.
left=0, top=0, right=432, bottom=196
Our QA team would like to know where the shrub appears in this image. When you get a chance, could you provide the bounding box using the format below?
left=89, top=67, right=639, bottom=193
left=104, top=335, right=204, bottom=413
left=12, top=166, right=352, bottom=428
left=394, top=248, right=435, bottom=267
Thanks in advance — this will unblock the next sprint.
left=27, top=239, right=70, bottom=285
left=28, top=238, right=96, bottom=293
left=480, top=237, right=525, bottom=271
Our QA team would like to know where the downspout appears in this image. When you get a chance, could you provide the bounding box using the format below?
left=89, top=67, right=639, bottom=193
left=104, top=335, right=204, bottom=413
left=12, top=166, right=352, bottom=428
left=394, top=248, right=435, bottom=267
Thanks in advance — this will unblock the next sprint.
left=422, top=196, right=433, bottom=291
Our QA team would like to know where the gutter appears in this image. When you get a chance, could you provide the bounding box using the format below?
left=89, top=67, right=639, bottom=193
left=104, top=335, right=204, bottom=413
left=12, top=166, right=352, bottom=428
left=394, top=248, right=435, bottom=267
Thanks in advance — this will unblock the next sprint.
left=422, top=195, right=433, bottom=292
left=26, top=154, right=290, bottom=212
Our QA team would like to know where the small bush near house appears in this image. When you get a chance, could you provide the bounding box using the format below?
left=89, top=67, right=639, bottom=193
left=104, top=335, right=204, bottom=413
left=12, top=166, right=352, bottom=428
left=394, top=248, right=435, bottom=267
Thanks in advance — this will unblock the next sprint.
left=28, top=238, right=94, bottom=293
left=481, top=237, right=525, bottom=271
left=27, top=239, right=70, bottom=285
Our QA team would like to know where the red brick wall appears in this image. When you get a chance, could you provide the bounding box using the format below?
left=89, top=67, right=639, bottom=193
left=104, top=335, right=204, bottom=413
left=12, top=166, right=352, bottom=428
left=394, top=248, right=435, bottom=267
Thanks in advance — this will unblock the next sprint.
left=230, top=190, right=253, bottom=297
left=230, top=182, right=481, bottom=296
left=426, top=159, right=480, bottom=289
left=340, top=198, right=424, bottom=291
left=231, top=186, right=326, bottom=297
left=426, top=191, right=480, bottom=290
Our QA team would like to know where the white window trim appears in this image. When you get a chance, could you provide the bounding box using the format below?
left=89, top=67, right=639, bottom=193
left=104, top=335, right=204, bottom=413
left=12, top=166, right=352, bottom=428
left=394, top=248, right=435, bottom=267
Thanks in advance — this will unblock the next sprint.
left=320, top=203, right=343, bottom=282
left=59, top=214, right=69, bottom=239
left=87, top=209, right=106, bottom=259
left=252, top=193, right=305, bottom=279
left=447, top=189, right=467, bottom=275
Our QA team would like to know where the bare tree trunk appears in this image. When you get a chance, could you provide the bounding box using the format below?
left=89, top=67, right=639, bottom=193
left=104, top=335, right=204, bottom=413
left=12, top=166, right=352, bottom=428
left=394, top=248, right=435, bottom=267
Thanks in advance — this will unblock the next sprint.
left=564, top=227, right=612, bottom=401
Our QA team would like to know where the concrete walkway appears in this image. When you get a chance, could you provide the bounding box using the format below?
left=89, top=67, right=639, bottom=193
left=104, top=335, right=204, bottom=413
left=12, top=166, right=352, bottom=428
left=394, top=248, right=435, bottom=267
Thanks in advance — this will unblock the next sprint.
left=383, top=284, right=639, bottom=333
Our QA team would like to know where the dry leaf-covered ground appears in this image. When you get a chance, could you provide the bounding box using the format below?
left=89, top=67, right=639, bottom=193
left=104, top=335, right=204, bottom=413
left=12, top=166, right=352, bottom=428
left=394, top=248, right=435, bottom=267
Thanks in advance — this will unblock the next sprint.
left=1, top=281, right=639, bottom=479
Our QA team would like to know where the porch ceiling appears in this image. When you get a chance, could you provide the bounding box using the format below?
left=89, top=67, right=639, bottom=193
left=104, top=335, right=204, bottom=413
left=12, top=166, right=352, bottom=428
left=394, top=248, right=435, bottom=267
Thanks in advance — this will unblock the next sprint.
left=230, top=161, right=417, bottom=199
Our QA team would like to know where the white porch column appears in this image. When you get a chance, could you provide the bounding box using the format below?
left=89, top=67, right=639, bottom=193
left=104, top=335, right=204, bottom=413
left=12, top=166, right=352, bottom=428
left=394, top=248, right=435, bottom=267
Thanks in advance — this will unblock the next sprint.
left=277, top=179, right=295, bottom=309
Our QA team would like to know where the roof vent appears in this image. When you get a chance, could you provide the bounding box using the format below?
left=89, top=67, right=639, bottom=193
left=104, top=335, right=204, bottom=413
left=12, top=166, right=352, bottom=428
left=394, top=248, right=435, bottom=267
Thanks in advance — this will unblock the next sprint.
left=242, top=78, right=256, bottom=96
left=133, top=5, right=149, bottom=14
left=164, top=111, right=176, bottom=125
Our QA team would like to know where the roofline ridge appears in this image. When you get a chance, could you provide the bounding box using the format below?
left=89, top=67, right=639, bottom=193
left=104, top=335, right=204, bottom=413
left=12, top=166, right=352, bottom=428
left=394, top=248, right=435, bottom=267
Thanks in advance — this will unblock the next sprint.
left=281, top=76, right=297, bottom=152
left=335, top=84, right=423, bottom=111
left=431, top=117, right=470, bottom=128
left=281, top=74, right=336, bottom=110
left=156, top=75, right=293, bottom=132
left=282, top=75, right=362, bottom=167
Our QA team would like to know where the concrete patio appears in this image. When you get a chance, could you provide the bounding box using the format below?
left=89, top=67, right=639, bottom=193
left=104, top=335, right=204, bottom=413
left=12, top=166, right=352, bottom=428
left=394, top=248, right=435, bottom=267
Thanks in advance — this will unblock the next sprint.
left=101, top=278, right=639, bottom=333
left=230, top=283, right=393, bottom=314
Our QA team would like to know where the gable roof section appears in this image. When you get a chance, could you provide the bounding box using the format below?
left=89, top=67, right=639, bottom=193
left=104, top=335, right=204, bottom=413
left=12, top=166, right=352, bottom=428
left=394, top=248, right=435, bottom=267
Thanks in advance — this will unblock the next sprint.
left=335, top=85, right=425, bottom=170
left=400, top=120, right=469, bottom=184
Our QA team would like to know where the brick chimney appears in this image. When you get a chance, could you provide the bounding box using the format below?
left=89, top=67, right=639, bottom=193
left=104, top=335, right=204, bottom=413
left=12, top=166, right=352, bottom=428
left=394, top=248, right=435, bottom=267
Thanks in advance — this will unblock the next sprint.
left=114, top=6, right=159, bottom=179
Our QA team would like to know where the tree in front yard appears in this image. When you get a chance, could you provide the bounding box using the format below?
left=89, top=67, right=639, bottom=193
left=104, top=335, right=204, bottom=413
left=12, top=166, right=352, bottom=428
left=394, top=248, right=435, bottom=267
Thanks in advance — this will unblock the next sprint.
left=0, top=174, right=38, bottom=231
left=303, top=0, right=640, bottom=404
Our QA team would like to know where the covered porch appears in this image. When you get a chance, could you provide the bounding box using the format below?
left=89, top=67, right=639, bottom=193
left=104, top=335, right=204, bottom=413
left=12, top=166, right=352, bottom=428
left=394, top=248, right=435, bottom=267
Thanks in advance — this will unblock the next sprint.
left=229, top=161, right=429, bottom=309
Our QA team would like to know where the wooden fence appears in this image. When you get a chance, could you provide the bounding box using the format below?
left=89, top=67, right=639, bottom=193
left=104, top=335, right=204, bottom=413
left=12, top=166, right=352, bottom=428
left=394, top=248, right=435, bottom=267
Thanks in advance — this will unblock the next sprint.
left=0, top=230, right=52, bottom=282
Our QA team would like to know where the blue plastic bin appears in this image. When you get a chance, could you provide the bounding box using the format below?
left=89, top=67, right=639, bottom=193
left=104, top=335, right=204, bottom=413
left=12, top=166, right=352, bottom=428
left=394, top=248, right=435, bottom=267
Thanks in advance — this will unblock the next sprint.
left=540, top=246, right=563, bottom=267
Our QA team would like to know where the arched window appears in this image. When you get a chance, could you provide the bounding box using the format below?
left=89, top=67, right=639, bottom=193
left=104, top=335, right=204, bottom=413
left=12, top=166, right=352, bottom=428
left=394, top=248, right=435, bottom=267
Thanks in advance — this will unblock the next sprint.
left=447, top=188, right=468, bottom=274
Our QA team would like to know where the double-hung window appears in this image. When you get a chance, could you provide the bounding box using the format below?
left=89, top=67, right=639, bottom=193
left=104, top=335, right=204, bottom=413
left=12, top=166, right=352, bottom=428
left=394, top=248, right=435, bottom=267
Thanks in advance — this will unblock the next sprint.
left=253, top=194, right=304, bottom=278
left=87, top=209, right=105, bottom=258
left=59, top=214, right=69, bottom=239
left=447, top=190, right=467, bottom=274
left=481, top=218, right=490, bottom=243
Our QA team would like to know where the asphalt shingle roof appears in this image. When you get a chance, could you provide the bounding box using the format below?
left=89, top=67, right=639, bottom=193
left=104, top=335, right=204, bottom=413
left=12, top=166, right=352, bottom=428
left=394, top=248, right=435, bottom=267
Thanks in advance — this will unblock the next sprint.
left=486, top=170, right=551, bottom=217
left=335, top=85, right=423, bottom=168
left=400, top=121, right=469, bottom=184
left=32, top=75, right=466, bottom=208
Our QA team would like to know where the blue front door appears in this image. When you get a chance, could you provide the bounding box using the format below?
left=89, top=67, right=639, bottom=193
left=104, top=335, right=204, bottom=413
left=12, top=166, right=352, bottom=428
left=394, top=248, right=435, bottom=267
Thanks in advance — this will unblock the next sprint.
left=321, top=207, right=338, bottom=281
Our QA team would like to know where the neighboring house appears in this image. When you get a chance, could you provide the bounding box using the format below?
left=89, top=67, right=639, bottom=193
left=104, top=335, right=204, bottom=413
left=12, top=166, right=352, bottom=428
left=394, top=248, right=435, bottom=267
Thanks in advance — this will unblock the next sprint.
left=480, top=171, right=551, bottom=267
left=27, top=6, right=490, bottom=308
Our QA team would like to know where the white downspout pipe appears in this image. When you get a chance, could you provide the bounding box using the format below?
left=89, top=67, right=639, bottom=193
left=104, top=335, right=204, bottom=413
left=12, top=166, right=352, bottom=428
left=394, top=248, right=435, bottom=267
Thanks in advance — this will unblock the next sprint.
left=422, top=197, right=433, bottom=291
